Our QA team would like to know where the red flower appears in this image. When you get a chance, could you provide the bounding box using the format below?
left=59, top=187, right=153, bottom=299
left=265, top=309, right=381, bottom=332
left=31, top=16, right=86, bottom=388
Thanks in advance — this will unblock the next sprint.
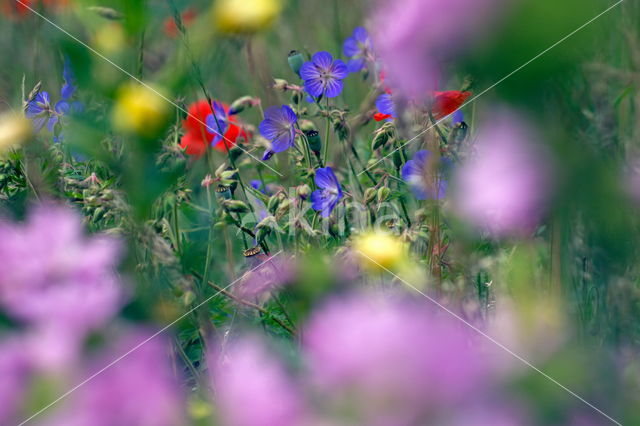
left=373, top=112, right=392, bottom=122
left=431, top=91, right=472, bottom=120
left=179, top=100, right=249, bottom=157
left=164, top=7, right=197, bottom=38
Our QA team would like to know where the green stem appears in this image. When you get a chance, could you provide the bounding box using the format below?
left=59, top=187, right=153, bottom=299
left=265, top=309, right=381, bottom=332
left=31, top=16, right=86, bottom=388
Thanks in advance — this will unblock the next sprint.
left=323, top=97, right=331, bottom=165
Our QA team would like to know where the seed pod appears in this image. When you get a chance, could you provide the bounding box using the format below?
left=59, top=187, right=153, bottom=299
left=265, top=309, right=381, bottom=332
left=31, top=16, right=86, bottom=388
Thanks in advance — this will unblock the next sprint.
left=275, top=198, right=292, bottom=216
left=287, top=50, right=305, bottom=76
left=371, top=131, right=389, bottom=150
left=377, top=186, right=391, bottom=203
left=363, top=187, right=377, bottom=204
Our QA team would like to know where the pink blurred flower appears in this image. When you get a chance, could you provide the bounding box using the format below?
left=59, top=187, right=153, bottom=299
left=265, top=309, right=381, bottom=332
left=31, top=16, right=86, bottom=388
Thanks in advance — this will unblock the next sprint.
left=234, top=255, right=296, bottom=301
left=452, top=110, right=552, bottom=236
left=303, top=292, right=493, bottom=424
left=0, top=204, right=123, bottom=367
left=46, top=331, right=186, bottom=426
left=212, top=336, right=306, bottom=426
left=0, top=338, right=31, bottom=425
left=371, top=0, right=509, bottom=100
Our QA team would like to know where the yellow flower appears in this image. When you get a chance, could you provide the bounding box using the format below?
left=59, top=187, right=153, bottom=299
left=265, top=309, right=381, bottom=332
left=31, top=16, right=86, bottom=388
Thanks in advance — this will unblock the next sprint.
left=93, top=23, right=127, bottom=55
left=353, top=231, right=405, bottom=272
left=112, top=83, right=170, bottom=138
left=213, top=0, right=282, bottom=34
left=0, top=113, right=33, bottom=154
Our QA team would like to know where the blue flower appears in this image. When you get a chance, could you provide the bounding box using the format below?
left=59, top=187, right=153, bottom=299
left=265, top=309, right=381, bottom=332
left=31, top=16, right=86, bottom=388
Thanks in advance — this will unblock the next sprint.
left=55, top=57, right=82, bottom=117
left=259, top=105, right=297, bottom=153
left=25, top=92, right=57, bottom=132
left=374, top=93, right=395, bottom=121
left=311, top=167, right=343, bottom=217
left=343, top=27, right=373, bottom=73
left=206, top=101, right=229, bottom=146
left=401, top=150, right=450, bottom=200
left=300, top=52, right=348, bottom=98
left=452, top=110, right=464, bottom=126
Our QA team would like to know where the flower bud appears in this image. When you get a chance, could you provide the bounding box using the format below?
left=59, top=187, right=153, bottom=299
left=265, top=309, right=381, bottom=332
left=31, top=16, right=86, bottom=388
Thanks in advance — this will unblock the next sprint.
left=267, top=194, right=282, bottom=213
left=272, top=79, right=289, bottom=91
left=296, top=184, right=311, bottom=200
left=305, top=130, right=322, bottom=154
left=287, top=50, right=305, bottom=76
left=223, top=199, right=250, bottom=213
left=229, top=96, right=258, bottom=115
left=297, top=119, right=315, bottom=132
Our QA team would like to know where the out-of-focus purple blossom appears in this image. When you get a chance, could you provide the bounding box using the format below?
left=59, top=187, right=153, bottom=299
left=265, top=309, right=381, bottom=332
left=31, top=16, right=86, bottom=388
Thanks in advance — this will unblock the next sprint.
left=401, top=150, right=449, bottom=200
left=0, top=338, right=31, bottom=425
left=0, top=204, right=123, bottom=366
left=303, top=292, right=492, bottom=424
left=212, top=336, right=306, bottom=426
left=235, top=255, right=296, bottom=300
left=371, top=0, right=508, bottom=100
left=311, top=167, right=343, bottom=218
left=452, top=111, right=552, bottom=236
left=300, top=52, right=348, bottom=98
left=46, top=331, right=186, bottom=426
left=343, top=27, right=374, bottom=73
left=259, top=105, right=297, bottom=153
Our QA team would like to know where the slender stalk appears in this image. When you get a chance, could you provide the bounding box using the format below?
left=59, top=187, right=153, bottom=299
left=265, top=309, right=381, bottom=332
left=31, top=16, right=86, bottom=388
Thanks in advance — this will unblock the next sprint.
left=323, top=97, right=331, bottom=165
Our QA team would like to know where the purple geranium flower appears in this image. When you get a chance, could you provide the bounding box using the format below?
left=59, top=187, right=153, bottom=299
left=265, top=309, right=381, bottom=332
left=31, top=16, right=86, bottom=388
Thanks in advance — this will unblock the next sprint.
left=206, top=101, right=229, bottom=146
left=25, top=92, right=56, bottom=132
left=259, top=105, right=297, bottom=153
left=375, top=93, right=395, bottom=120
left=452, top=109, right=464, bottom=125
left=311, top=167, right=343, bottom=217
left=401, top=150, right=449, bottom=200
left=300, top=52, right=348, bottom=98
left=343, top=27, right=373, bottom=73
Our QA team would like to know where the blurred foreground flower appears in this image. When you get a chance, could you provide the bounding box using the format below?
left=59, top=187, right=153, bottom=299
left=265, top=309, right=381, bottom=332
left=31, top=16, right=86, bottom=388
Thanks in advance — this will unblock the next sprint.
left=212, top=336, right=306, bottom=426
left=402, top=150, right=449, bottom=200
left=452, top=110, right=552, bottom=237
left=112, top=83, right=170, bottom=139
left=304, top=292, right=494, bottom=424
left=372, top=0, right=507, bottom=99
left=353, top=230, right=405, bottom=272
left=47, top=331, right=186, bottom=426
left=213, top=0, right=282, bottom=35
left=0, top=112, right=32, bottom=153
left=0, top=204, right=122, bottom=367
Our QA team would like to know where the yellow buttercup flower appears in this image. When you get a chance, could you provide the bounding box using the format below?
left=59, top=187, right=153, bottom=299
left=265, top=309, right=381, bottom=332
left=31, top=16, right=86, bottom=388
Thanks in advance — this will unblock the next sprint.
left=213, top=0, right=282, bottom=34
left=112, top=83, right=170, bottom=138
left=353, top=231, right=405, bottom=272
left=0, top=113, right=33, bottom=154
